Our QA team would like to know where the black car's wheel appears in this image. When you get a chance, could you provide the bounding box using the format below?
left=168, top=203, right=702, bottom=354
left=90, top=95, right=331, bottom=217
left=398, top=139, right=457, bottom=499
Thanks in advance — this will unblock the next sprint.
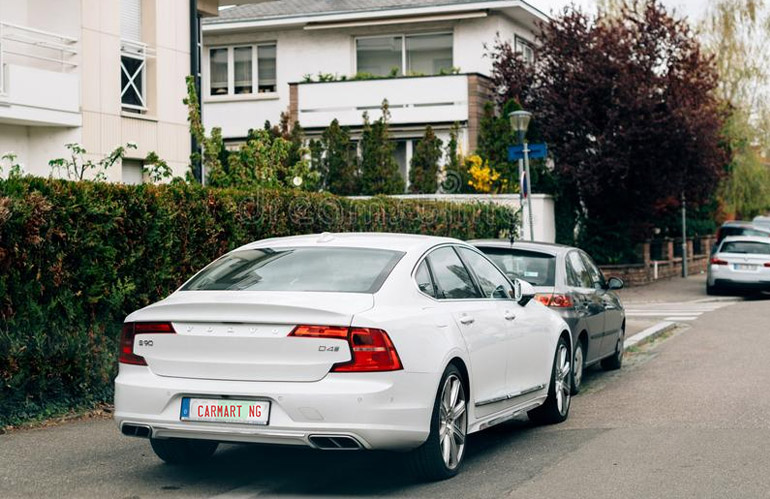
left=706, top=283, right=721, bottom=296
left=571, top=340, right=586, bottom=395
left=601, top=326, right=625, bottom=371
left=150, top=437, right=218, bottom=465
left=528, top=336, right=572, bottom=425
left=409, top=365, right=468, bottom=481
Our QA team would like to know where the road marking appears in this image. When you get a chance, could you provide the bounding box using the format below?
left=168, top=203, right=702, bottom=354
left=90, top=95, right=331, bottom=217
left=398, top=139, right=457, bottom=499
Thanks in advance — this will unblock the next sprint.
left=625, top=299, right=738, bottom=321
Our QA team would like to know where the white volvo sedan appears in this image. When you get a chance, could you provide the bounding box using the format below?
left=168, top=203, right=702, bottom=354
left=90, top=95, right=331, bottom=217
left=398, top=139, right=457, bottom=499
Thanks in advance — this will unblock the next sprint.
left=115, top=233, right=572, bottom=480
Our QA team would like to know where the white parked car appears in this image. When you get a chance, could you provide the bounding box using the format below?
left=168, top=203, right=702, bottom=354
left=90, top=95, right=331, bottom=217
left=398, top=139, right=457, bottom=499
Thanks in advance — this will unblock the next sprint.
left=115, top=233, right=572, bottom=480
left=707, top=236, right=770, bottom=295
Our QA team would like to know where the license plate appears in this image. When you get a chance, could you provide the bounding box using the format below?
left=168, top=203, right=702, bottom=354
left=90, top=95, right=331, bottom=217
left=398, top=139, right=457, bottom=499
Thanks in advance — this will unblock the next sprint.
left=180, top=398, right=270, bottom=425
left=734, top=264, right=757, bottom=271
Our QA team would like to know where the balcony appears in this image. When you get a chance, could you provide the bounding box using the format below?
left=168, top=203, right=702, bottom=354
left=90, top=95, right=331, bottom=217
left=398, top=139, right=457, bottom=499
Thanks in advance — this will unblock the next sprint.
left=0, top=21, right=80, bottom=127
left=292, top=74, right=474, bottom=129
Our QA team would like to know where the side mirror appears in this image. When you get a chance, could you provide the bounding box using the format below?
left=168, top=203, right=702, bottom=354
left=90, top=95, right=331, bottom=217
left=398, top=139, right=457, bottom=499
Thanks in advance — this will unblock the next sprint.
left=607, top=277, right=625, bottom=291
left=514, top=279, right=536, bottom=306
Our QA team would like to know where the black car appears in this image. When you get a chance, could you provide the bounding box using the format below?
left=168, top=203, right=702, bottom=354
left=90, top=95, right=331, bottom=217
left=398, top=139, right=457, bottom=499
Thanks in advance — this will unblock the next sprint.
left=471, top=240, right=625, bottom=394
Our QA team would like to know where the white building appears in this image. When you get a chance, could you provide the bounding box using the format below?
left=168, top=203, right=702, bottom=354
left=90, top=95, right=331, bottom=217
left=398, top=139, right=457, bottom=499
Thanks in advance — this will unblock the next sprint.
left=201, top=0, right=546, bottom=184
left=0, top=0, right=233, bottom=182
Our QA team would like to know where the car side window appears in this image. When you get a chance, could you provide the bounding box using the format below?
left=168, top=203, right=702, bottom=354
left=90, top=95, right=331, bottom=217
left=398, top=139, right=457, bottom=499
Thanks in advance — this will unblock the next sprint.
left=427, top=247, right=481, bottom=300
left=566, top=251, right=593, bottom=288
left=580, top=252, right=606, bottom=290
left=415, top=260, right=437, bottom=298
left=456, top=247, right=514, bottom=299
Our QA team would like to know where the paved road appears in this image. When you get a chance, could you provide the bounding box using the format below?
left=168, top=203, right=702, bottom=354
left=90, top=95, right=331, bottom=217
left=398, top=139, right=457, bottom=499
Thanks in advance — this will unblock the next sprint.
left=2, top=287, right=768, bottom=498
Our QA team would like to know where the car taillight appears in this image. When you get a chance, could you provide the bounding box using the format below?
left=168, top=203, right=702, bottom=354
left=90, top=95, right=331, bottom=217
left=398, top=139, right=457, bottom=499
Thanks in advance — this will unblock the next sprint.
left=289, top=325, right=403, bottom=372
left=764, top=262, right=770, bottom=268
left=535, top=293, right=574, bottom=308
left=119, top=322, right=176, bottom=366
left=710, top=257, right=728, bottom=265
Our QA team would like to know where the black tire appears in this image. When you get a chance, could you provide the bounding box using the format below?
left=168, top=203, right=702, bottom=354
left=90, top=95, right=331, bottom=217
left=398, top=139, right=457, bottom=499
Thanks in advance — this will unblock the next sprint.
left=409, top=364, right=468, bottom=481
left=571, top=340, right=586, bottom=395
left=150, top=437, right=219, bottom=465
left=601, top=326, right=625, bottom=371
left=528, top=336, right=572, bottom=425
left=706, top=283, right=720, bottom=296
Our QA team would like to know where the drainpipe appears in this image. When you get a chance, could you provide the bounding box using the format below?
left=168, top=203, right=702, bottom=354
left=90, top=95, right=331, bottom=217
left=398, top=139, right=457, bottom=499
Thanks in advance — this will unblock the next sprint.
left=189, top=0, right=203, bottom=183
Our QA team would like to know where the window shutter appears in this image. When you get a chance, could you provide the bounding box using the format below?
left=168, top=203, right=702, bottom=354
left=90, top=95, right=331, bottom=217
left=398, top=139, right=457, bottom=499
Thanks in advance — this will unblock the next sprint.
left=121, top=0, right=142, bottom=41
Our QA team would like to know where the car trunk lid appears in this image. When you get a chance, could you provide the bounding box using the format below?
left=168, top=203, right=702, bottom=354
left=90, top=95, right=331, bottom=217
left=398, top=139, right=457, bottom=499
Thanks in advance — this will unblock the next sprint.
left=127, top=291, right=374, bottom=382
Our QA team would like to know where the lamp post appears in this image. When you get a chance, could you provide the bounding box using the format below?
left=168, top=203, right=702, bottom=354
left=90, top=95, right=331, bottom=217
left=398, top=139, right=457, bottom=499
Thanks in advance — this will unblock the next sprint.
left=510, top=110, right=534, bottom=241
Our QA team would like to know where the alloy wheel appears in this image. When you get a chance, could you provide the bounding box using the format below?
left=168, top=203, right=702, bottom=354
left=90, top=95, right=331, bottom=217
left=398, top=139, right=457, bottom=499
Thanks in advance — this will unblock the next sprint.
left=573, top=343, right=584, bottom=390
left=554, top=344, right=571, bottom=415
left=438, top=374, right=467, bottom=470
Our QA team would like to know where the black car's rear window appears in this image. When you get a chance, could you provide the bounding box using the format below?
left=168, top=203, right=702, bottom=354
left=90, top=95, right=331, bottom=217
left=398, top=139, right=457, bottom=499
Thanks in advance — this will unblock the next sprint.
left=719, top=241, right=770, bottom=255
left=183, top=247, right=404, bottom=293
left=479, top=248, right=556, bottom=287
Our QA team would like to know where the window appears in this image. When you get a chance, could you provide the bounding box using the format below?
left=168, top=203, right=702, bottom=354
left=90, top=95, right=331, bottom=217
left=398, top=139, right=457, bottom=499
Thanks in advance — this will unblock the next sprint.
left=406, top=33, right=453, bottom=75
left=415, top=260, right=437, bottom=298
left=121, top=159, right=144, bottom=185
left=208, top=44, right=277, bottom=97
left=566, top=251, right=593, bottom=289
left=183, top=247, right=404, bottom=293
left=457, top=248, right=513, bottom=299
left=515, top=36, right=535, bottom=64
left=427, top=247, right=480, bottom=300
left=579, top=252, right=606, bottom=289
left=257, top=45, right=277, bottom=93
left=482, top=248, right=556, bottom=287
left=356, top=33, right=453, bottom=77
left=120, top=0, right=148, bottom=112
left=720, top=241, right=770, bottom=255
left=233, top=47, right=253, bottom=94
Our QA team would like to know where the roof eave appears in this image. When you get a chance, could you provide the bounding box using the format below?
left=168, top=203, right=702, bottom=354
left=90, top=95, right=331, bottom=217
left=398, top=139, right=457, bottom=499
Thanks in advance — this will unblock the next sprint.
left=203, top=0, right=549, bottom=33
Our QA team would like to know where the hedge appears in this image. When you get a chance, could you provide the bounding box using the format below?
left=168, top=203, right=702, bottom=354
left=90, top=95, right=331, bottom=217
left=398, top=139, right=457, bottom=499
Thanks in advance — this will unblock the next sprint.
left=0, top=177, right=514, bottom=426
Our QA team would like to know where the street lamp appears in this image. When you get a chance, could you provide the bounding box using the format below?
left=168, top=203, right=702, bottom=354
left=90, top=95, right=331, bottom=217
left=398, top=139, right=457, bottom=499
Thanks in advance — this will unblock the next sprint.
left=509, top=110, right=535, bottom=241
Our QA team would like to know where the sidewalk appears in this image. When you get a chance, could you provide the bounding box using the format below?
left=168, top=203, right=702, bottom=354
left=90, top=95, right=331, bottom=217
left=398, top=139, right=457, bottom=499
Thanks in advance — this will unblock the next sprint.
left=618, top=272, right=708, bottom=304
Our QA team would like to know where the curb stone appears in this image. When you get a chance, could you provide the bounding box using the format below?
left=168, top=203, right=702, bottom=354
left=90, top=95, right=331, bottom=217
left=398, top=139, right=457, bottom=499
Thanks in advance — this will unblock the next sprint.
left=624, top=321, right=679, bottom=350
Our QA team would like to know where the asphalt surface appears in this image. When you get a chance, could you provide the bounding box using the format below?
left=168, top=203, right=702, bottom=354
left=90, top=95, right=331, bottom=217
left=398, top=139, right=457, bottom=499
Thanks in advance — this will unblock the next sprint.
left=2, top=280, right=769, bottom=498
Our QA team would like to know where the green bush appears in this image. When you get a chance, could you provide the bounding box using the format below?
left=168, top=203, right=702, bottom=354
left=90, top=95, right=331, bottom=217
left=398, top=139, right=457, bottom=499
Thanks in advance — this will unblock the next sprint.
left=0, top=177, right=513, bottom=426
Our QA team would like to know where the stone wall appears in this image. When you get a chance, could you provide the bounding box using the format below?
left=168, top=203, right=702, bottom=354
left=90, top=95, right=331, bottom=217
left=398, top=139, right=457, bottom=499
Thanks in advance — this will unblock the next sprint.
left=600, top=236, right=715, bottom=287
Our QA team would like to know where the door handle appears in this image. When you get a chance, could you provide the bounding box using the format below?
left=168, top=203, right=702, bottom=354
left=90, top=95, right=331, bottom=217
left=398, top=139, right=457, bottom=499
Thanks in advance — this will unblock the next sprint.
left=459, top=315, right=475, bottom=325
left=504, top=311, right=517, bottom=321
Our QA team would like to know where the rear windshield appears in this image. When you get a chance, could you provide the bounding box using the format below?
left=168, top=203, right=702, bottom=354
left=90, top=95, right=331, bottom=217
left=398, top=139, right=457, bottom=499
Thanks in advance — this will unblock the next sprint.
left=480, top=248, right=556, bottom=287
left=718, top=226, right=770, bottom=241
left=719, top=241, right=770, bottom=255
left=183, top=247, right=404, bottom=293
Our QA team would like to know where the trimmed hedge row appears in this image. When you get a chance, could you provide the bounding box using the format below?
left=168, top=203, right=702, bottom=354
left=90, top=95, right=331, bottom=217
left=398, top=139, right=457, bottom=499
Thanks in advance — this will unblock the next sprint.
left=0, top=177, right=513, bottom=426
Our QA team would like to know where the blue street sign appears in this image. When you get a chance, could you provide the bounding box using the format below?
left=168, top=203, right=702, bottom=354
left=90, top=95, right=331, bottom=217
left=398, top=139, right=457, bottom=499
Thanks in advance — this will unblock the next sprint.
left=508, top=143, right=548, bottom=161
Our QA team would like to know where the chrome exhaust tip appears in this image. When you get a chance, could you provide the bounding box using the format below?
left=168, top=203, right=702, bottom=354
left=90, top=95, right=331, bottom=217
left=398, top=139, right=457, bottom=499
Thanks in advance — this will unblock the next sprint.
left=308, top=435, right=363, bottom=450
left=121, top=423, right=152, bottom=439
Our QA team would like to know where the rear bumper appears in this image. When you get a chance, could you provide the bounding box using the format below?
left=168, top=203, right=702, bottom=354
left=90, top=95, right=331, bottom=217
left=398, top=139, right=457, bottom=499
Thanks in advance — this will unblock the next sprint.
left=114, top=364, right=435, bottom=451
left=712, top=279, right=770, bottom=291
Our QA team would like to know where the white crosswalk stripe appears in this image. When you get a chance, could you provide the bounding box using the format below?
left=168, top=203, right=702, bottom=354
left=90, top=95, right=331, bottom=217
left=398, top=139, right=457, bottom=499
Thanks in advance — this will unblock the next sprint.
left=624, top=299, right=739, bottom=322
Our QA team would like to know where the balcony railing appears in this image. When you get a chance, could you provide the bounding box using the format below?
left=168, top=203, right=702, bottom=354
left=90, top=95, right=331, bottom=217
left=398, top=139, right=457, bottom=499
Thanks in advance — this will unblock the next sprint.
left=295, top=74, right=471, bottom=129
left=120, top=39, right=155, bottom=113
left=0, top=21, right=78, bottom=96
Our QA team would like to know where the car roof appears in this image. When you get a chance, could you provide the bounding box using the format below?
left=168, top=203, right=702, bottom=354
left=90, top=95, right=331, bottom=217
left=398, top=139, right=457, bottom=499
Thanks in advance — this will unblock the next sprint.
left=469, top=239, right=574, bottom=256
left=722, top=220, right=755, bottom=227
left=237, top=232, right=463, bottom=253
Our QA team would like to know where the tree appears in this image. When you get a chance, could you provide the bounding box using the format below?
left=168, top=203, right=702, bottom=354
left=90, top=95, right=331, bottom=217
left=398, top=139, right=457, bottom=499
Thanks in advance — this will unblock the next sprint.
left=322, top=119, right=360, bottom=195
left=360, top=101, right=405, bottom=195
left=488, top=0, right=726, bottom=262
left=703, top=0, right=770, bottom=217
left=409, top=126, right=443, bottom=193
left=442, top=122, right=472, bottom=193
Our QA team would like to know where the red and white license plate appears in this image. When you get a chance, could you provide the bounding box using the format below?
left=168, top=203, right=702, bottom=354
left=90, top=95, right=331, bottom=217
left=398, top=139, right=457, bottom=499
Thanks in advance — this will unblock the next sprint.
left=181, top=397, right=270, bottom=425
